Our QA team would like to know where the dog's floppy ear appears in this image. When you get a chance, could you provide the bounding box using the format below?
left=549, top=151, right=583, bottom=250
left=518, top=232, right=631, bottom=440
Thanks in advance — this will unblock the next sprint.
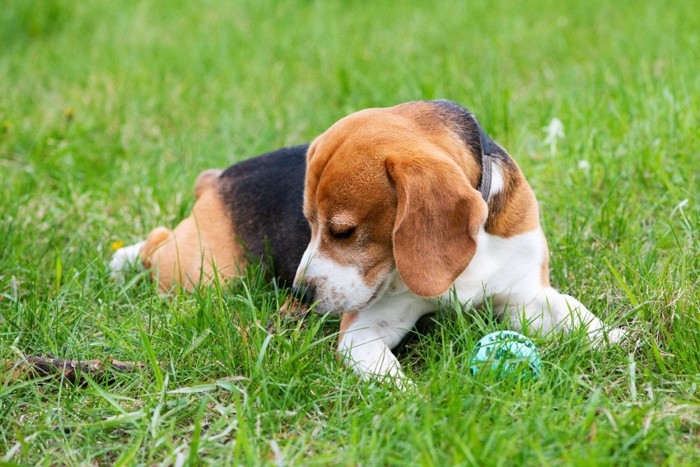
left=386, top=153, right=487, bottom=297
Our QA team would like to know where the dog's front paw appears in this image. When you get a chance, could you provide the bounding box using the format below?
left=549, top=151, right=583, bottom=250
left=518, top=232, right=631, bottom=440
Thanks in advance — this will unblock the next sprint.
left=341, top=345, right=417, bottom=391
left=606, top=327, right=627, bottom=344
left=390, top=373, right=417, bottom=392
left=109, top=241, right=145, bottom=282
left=589, top=326, right=628, bottom=348
left=354, top=364, right=416, bottom=392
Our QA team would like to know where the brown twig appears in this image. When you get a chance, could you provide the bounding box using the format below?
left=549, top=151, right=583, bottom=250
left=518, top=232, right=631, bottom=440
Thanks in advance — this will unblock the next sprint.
left=3, top=355, right=145, bottom=386
left=266, top=296, right=310, bottom=333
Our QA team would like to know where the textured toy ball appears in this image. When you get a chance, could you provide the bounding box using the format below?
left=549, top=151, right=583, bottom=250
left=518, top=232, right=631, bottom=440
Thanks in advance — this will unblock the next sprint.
left=469, top=331, right=542, bottom=380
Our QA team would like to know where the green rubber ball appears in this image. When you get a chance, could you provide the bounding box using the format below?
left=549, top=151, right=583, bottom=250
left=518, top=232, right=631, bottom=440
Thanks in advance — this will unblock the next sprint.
left=469, top=331, right=542, bottom=380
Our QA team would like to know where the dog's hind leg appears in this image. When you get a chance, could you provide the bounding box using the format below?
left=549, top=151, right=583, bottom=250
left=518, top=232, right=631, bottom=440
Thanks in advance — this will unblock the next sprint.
left=110, top=166, right=249, bottom=292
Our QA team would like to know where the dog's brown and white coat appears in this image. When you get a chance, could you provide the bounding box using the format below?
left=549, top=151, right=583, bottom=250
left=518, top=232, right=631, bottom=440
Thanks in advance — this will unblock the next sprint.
left=292, top=100, right=622, bottom=382
left=111, top=100, right=622, bottom=386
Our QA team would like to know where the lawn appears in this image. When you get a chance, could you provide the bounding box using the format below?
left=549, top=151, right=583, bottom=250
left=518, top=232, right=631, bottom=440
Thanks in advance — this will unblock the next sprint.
left=1, top=0, right=698, bottom=464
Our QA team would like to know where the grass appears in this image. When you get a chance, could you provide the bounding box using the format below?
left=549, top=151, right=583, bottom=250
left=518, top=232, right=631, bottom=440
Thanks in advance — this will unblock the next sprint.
left=1, top=0, right=698, bottom=464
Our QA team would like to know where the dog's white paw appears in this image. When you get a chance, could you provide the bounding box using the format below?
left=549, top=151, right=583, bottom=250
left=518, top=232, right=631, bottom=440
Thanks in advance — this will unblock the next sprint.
left=392, top=374, right=417, bottom=392
left=109, top=241, right=145, bottom=282
left=606, top=327, right=627, bottom=344
left=589, top=326, right=627, bottom=349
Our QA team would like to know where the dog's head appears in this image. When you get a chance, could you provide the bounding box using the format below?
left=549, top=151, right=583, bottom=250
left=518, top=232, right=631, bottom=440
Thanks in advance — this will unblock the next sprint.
left=293, top=101, right=489, bottom=314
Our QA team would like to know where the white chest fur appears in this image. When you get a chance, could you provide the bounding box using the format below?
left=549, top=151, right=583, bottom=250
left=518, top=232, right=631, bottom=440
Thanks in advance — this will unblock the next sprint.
left=444, top=227, right=546, bottom=309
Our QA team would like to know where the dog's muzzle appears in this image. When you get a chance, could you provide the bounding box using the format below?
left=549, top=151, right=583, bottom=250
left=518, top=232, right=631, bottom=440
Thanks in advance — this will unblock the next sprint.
left=290, top=283, right=316, bottom=306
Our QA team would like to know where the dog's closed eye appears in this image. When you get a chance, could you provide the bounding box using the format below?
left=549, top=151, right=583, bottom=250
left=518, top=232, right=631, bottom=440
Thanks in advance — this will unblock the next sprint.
left=329, top=225, right=356, bottom=240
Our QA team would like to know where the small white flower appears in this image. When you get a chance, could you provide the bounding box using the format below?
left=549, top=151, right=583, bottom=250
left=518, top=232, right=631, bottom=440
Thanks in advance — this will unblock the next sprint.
left=578, top=160, right=590, bottom=170
left=671, top=198, right=689, bottom=215
left=543, top=118, right=565, bottom=155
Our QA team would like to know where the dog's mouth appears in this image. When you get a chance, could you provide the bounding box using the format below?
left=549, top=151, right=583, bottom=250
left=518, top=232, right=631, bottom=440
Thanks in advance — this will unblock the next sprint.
left=303, top=265, right=397, bottom=315
left=310, top=280, right=388, bottom=315
left=364, top=273, right=394, bottom=308
left=329, top=269, right=395, bottom=313
left=311, top=295, right=354, bottom=315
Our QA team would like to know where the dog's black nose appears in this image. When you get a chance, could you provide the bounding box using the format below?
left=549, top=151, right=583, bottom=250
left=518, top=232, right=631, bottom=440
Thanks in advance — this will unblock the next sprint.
left=291, top=284, right=316, bottom=306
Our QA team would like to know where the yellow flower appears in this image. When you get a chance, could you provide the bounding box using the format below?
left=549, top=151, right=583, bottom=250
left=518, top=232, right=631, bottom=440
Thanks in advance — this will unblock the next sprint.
left=111, top=240, right=124, bottom=251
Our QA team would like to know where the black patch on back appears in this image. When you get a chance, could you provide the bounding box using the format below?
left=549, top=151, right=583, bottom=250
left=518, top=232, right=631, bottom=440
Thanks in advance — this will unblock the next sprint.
left=218, top=145, right=310, bottom=286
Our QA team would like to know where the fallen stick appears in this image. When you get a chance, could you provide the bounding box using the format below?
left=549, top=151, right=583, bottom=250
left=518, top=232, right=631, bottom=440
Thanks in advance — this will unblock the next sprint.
left=3, top=355, right=145, bottom=386
left=267, top=296, right=310, bottom=333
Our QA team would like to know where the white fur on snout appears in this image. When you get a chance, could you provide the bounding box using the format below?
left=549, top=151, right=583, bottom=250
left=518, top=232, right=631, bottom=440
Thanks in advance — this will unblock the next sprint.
left=294, top=235, right=375, bottom=314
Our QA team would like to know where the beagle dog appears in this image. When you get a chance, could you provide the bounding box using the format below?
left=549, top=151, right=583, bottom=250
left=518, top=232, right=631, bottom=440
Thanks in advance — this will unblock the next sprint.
left=110, top=145, right=311, bottom=291
left=292, top=100, right=623, bottom=383
left=111, top=100, right=622, bottom=386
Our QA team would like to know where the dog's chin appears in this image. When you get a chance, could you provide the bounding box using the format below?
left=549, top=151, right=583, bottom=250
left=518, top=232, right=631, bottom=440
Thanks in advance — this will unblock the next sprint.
left=309, top=291, right=378, bottom=316
left=310, top=297, right=368, bottom=316
left=310, top=301, right=345, bottom=316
